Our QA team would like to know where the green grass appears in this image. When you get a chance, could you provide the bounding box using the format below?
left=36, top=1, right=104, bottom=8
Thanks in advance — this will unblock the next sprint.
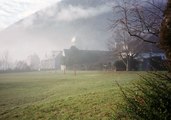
left=0, top=71, right=141, bottom=120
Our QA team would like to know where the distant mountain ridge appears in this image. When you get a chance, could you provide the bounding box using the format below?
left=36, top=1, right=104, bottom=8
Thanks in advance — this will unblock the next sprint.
left=0, top=0, right=114, bottom=60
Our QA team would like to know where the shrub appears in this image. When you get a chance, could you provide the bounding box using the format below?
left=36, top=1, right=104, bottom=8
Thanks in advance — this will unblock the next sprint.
left=115, top=72, right=171, bottom=120
left=114, top=60, right=126, bottom=71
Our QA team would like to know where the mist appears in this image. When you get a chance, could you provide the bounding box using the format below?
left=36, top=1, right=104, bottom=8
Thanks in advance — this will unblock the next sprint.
left=0, top=0, right=114, bottom=63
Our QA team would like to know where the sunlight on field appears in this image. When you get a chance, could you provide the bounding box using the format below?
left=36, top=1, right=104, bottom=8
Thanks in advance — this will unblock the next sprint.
left=0, top=71, right=141, bottom=120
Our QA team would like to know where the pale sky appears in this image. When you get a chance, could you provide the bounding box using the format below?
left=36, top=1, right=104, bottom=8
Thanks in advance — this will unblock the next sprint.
left=0, top=0, right=61, bottom=30
left=0, top=0, right=62, bottom=61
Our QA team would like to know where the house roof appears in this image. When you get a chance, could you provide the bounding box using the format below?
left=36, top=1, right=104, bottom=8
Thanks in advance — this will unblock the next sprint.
left=63, top=46, right=115, bottom=65
left=128, top=40, right=164, bottom=53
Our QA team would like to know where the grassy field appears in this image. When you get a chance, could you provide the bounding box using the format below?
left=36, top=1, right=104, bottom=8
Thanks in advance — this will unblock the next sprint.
left=0, top=71, right=141, bottom=120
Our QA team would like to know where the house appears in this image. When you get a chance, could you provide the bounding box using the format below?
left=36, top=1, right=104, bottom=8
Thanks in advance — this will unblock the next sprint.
left=61, top=46, right=115, bottom=70
left=114, top=37, right=167, bottom=71
left=133, top=41, right=166, bottom=71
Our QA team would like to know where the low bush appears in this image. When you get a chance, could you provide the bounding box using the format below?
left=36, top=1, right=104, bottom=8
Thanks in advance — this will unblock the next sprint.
left=115, top=72, right=171, bottom=120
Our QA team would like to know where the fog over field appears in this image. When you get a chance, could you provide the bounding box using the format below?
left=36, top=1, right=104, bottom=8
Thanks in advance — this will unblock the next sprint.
left=0, top=0, right=170, bottom=119
left=0, top=0, right=114, bottom=61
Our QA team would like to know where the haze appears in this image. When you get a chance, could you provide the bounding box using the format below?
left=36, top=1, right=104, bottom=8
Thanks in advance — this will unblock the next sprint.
left=0, top=0, right=114, bottom=61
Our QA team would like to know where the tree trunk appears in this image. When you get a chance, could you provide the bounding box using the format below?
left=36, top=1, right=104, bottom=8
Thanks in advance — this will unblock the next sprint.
left=126, top=60, right=128, bottom=71
left=126, top=56, right=130, bottom=71
left=160, top=0, right=171, bottom=59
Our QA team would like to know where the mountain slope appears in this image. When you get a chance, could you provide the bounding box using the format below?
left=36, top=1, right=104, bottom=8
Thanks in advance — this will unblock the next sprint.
left=0, top=0, right=114, bottom=60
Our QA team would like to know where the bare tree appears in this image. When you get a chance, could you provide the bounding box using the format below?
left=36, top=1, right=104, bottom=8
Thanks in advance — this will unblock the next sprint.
left=112, top=0, right=167, bottom=44
left=1, top=51, right=9, bottom=71
left=15, top=61, right=30, bottom=71
left=0, top=58, right=2, bottom=70
left=108, top=30, right=142, bottom=71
